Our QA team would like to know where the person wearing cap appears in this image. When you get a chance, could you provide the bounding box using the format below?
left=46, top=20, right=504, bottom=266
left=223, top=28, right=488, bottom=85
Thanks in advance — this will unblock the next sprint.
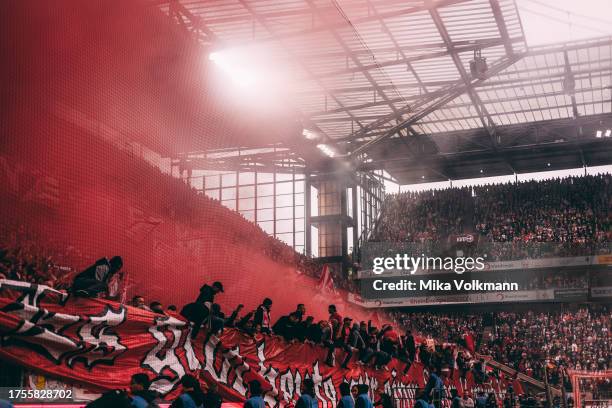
left=71, top=256, right=123, bottom=298
left=296, top=379, right=318, bottom=408
left=181, top=281, right=223, bottom=339
left=197, top=281, right=223, bottom=303
left=253, top=298, right=273, bottom=334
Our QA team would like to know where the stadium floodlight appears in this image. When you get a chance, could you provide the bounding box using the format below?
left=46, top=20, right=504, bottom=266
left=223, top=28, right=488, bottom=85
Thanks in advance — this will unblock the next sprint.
left=596, top=130, right=603, bottom=138
left=317, top=144, right=336, bottom=157
left=303, top=129, right=319, bottom=140
left=605, top=129, right=611, bottom=137
left=209, top=50, right=255, bottom=88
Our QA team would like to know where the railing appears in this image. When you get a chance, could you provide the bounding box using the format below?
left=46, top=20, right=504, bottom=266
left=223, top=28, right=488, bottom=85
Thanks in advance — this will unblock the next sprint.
left=477, top=354, right=562, bottom=396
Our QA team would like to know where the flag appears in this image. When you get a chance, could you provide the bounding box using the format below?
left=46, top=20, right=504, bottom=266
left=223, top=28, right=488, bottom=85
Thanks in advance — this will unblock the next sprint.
left=317, top=264, right=336, bottom=294
left=464, top=332, right=475, bottom=353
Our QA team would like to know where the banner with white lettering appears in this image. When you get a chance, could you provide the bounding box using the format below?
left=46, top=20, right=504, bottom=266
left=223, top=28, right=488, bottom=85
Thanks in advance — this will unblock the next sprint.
left=0, top=280, right=511, bottom=406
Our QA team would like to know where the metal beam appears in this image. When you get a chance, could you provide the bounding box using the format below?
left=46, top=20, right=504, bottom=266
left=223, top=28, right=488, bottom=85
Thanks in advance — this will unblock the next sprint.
left=356, top=138, right=610, bottom=172
left=302, top=38, right=517, bottom=60
left=191, top=0, right=473, bottom=44
left=428, top=6, right=498, bottom=147
left=332, top=37, right=612, bottom=143
left=301, top=36, right=523, bottom=81
left=296, top=61, right=611, bottom=97
left=347, top=53, right=523, bottom=157
left=152, top=0, right=462, bottom=27
left=168, top=0, right=219, bottom=43
left=489, top=0, right=514, bottom=55
left=310, top=81, right=610, bottom=127
left=168, top=0, right=365, bottom=142
left=302, top=0, right=408, bottom=136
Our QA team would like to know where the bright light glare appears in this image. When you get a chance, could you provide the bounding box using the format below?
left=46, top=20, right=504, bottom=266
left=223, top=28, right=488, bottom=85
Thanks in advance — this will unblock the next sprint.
left=303, top=129, right=319, bottom=140
left=605, top=129, right=611, bottom=137
left=596, top=130, right=602, bottom=138
left=208, top=52, right=220, bottom=62
left=209, top=50, right=256, bottom=88
left=317, top=144, right=336, bottom=157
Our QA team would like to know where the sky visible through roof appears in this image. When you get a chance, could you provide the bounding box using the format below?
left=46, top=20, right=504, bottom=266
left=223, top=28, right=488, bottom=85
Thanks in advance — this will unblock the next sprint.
left=397, top=0, right=612, bottom=190
left=517, top=0, right=612, bottom=46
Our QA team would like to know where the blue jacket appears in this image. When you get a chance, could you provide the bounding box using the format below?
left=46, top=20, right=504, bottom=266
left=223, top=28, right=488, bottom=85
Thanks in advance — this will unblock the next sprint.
left=297, top=393, right=318, bottom=408
left=244, top=395, right=265, bottom=408
left=356, top=393, right=373, bottom=408
left=131, top=395, right=149, bottom=408
left=339, top=395, right=355, bottom=408
left=176, top=393, right=202, bottom=408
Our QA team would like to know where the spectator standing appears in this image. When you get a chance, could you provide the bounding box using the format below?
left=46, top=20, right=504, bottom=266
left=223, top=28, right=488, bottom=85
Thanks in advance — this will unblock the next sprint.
left=129, top=373, right=160, bottom=408
left=328, top=305, right=342, bottom=325
left=338, top=383, right=354, bottom=408
left=296, top=379, right=318, bottom=408
left=170, top=375, right=204, bottom=408
left=244, top=381, right=265, bottom=408
left=254, top=298, right=273, bottom=334
left=450, top=389, right=463, bottom=408
left=356, top=385, right=373, bottom=408
left=202, top=382, right=222, bottom=408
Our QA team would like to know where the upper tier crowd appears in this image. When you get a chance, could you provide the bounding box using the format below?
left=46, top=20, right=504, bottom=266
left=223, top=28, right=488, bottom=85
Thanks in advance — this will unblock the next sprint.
left=370, top=175, right=611, bottom=260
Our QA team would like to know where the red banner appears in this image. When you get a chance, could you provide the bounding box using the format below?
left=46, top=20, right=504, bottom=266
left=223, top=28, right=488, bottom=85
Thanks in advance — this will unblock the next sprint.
left=0, top=280, right=509, bottom=406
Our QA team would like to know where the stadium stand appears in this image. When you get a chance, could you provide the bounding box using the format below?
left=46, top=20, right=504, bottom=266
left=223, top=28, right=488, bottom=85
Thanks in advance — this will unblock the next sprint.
left=1, top=0, right=611, bottom=407
left=371, top=175, right=611, bottom=260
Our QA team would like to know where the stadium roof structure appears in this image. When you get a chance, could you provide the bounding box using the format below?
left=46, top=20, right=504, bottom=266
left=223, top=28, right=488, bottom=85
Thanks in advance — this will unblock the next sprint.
left=152, top=0, right=612, bottom=184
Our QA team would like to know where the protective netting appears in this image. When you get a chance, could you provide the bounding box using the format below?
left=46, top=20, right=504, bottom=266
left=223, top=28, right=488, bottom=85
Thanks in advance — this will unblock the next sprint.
left=0, top=0, right=373, bottom=323
left=570, top=371, right=612, bottom=408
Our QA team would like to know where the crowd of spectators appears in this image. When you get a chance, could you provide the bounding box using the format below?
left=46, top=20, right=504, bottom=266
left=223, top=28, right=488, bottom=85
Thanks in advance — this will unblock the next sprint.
left=1, top=247, right=610, bottom=407
left=100, top=276, right=612, bottom=407
left=0, top=223, right=89, bottom=290
left=481, top=307, right=610, bottom=381
left=392, top=306, right=610, bottom=388
left=1, top=142, right=610, bottom=407
left=370, top=175, right=611, bottom=260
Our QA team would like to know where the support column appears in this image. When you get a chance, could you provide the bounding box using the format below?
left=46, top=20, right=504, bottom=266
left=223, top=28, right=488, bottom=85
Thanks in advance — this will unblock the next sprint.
left=304, top=173, right=312, bottom=256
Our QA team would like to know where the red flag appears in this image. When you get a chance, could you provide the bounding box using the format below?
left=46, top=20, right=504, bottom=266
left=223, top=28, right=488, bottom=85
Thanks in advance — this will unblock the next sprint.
left=317, top=264, right=336, bottom=294
left=464, top=332, right=475, bottom=353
